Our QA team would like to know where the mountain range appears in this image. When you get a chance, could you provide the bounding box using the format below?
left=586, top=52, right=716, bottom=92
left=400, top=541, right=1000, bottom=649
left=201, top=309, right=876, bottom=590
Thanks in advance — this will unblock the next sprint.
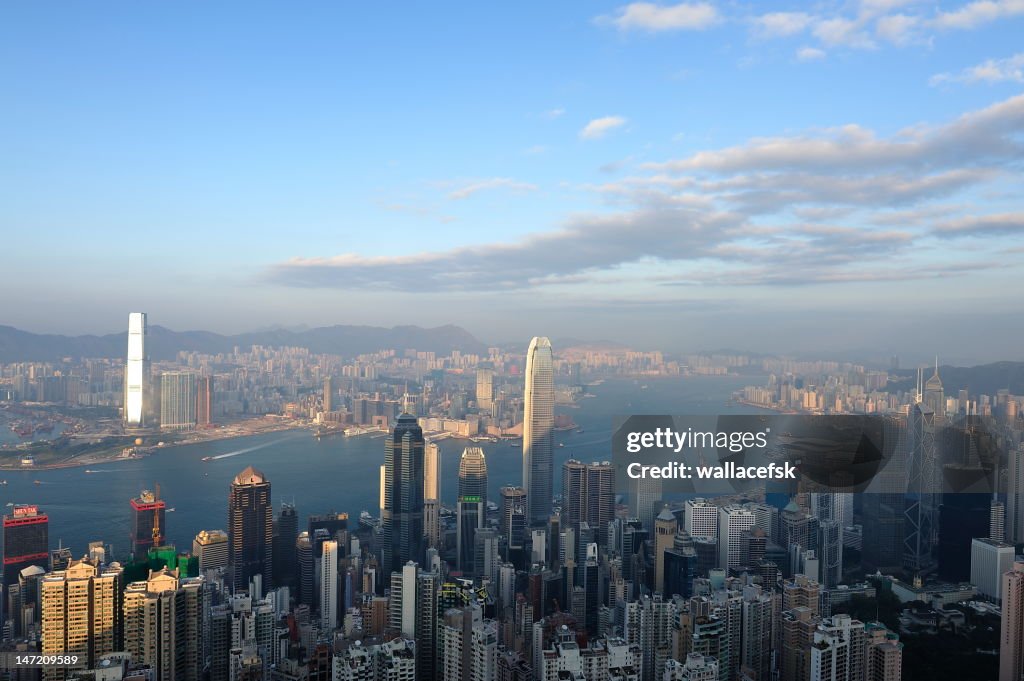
left=0, top=324, right=488, bottom=362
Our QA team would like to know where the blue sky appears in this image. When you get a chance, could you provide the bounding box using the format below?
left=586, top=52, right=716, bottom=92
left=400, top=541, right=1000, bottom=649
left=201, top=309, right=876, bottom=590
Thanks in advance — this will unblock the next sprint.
left=2, top=2, right=1023, bottom=361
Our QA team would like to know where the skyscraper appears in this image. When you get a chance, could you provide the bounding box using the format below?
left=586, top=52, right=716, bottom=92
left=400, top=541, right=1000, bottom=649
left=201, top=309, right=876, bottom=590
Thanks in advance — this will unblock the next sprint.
left=40, top=559, right=124, bottom=681
left=685, top=498, right=719, bottom=541
left=1008, top=444, right=1024, bottom=544
left=296, top=531, right=314, bottom=607
left=130, top=488, right=167, bottom=561
left=273, top=502, right=299, bottom=590
left=810, top=495, right=843, bottom=587
left=3, top=504, right=49, bottom=591
left=719, top=506, right=756, bottom=573
left=633, top=475, right=663, bottom=535
left=523, top=337, right=554, bottom=526
left=425, top=441, right=441, bottom=501
left=457, top=447, right=488, bottom=574
left=561, top=459, right=587, bottom=533
left=196, top=375, right=214, bottom=426
left=1000, top=561, right=1024, bottom=681
left=865, top=622, right=903, bottom=681
left=123, top=568, right=204, bottom=681
left=425, top=442, right=442, bottom=550
left=193, top=529, right=229, bottom=573
left=442, top=605, right=498, bottom=681
left=501, top=486, right=528, bottom=556
left=560, top=459, right=615, bottom=549
left=228, top=466, right=273, bottom=593
left=124, top=312, right=149, bottom=427
left=476, top=366, right=494, bottom=412
left=160, top=371, right=197, bottom=431
left=905, top=384, right=938, bottom=574
left=654, top=506, right=677, bottom=594
left=381, top=414, right=426, bottom=578
left=323, top=376, right=333, bottom=413
left=923, top=358, right=945, bottom=421
left=971, top=538, right=1016, bottom=604
left=809, top=615, right=866, bottom=681
left=321, top=539, right=339, bottom=632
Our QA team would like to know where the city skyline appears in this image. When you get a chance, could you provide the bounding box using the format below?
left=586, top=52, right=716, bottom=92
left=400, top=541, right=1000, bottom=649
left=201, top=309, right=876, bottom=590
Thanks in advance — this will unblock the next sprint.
left=2, top=3, right=1023, bottom=359
left=2, top=320, right=1023, bottom=680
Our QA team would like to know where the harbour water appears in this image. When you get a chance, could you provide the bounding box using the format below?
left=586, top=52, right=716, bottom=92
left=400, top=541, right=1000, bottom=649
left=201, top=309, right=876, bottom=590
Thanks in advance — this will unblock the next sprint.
left=0, top=375, right=767, bottom=558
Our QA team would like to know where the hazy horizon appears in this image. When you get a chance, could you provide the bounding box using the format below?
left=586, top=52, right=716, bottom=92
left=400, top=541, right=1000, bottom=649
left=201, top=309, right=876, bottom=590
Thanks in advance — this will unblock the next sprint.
left=1, top=313, right=1019, bottom=367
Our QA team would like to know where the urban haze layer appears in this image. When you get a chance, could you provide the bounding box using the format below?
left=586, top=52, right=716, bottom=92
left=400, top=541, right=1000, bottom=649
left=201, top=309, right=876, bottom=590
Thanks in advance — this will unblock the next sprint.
left=1, top=312, right=1024, bottom=681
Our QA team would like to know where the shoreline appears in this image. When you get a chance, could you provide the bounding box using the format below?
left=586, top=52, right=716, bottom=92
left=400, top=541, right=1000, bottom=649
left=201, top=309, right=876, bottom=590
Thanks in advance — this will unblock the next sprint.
left=0, top=419, right=309, bottom=472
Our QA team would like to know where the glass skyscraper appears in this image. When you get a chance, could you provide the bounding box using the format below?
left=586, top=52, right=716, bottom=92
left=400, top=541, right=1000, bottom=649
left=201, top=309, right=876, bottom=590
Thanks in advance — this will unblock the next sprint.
left=228, top=466, right=273, bottom=593
left=457, top=446, right=488, bottom=573
left=522, top=336, right=554, bottom=526
left=381, top=413, right=425, bottom=578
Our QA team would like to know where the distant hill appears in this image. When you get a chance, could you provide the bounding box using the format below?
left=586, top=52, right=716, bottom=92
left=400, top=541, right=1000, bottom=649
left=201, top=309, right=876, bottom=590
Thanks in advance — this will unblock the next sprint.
left=889, top=361, right=1024, bottom=396
left=0, top=323, right=487, bottom=362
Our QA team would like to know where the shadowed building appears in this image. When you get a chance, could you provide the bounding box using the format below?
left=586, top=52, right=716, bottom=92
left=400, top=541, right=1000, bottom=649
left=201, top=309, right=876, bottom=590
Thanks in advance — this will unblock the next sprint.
left=381, top=414, right=426, bottom=579
left=228, top=466, right=273, bottom=593
left=457, top=447, right=488, bottom=574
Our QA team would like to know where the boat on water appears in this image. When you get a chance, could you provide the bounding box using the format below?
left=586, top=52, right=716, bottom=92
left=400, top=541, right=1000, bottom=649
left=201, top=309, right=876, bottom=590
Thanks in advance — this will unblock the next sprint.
left=0, top=480, right=6, bottom=485
left=201, top=456, right=213, bottom=462
left=167, top=508, right=176, bottom=512
left=576, top=428, right=584, bottom=433
left=33, top=480, right=41, bottom=485
left=85, top=470, right=95, bottom=474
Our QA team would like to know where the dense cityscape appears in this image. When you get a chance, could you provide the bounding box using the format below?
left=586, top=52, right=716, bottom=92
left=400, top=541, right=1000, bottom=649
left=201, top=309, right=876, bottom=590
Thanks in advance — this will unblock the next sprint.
left=0, top=313, right=1022, bottom=681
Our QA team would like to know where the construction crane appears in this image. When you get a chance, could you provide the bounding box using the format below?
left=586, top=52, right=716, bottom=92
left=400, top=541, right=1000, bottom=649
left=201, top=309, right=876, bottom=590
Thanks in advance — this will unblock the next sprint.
left=151, top=482, right=163, bottom=547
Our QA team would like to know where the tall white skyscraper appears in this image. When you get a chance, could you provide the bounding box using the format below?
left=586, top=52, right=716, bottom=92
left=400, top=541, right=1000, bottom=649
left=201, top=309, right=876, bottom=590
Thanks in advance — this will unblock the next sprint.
left=685, top=498, right=719, bottom=540
left=523, top=337, right=554, bottom=525
left=971, top=538, right=1016, bottom=603
left=124, top=312, right=148, bottom=426
left=321, top=539, right=338, bottom=632
left=718, top=506, right=756, bottom=572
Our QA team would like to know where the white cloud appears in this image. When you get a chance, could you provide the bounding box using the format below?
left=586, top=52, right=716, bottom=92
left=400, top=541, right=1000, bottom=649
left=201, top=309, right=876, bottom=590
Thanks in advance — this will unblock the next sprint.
left=543, top=108, right=566, bottom=119
left=447, top=178, right=538, bottom=201
left=796, top=46, right=827, bottom=61
left=874, top=13, right=921, bottom=44
left=932, top=0, right=1024, bottom=30
left=740, top=0, right=1024, bottom=53
left=644, top=93, right=1024, bottom=173
left=600, top=2, right=720, bottom=31
left=752, top=12, right=813, bottom=37
left=933, top=212, right=1024, bottom=237
left=580, top=116, right=628, bottom=140
left=812, top=17, right=876, bottom=48
left=930, top=53, right=1024, bottom=86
